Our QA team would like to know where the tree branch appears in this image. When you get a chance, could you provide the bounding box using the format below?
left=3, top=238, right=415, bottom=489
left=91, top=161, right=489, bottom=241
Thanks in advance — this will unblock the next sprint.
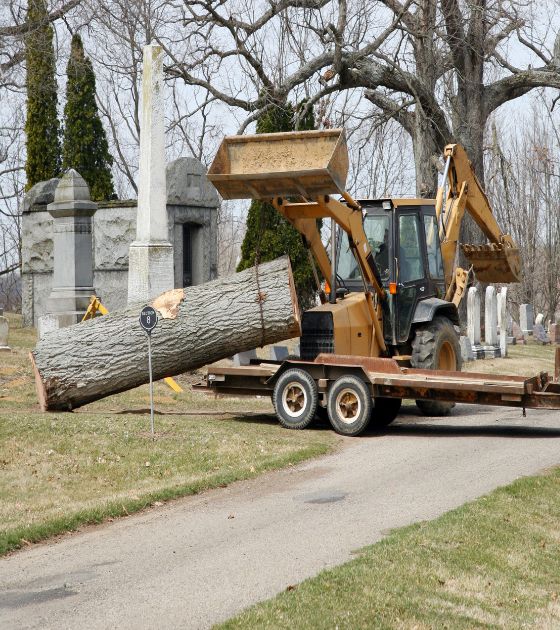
left=0, top=0, right=82, bottom=37
left=485, top=67, right=560, bottom=116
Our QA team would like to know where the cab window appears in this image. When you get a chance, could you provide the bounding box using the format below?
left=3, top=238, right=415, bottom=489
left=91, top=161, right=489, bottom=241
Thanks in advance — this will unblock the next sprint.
left=423, top=214, right=444, bottom=278
left=338, top=214, right=390, bottom=281
left=398, top=214, right=423, bottom=282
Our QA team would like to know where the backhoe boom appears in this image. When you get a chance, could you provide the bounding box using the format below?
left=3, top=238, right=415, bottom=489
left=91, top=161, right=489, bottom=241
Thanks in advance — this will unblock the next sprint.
left=436, top=143, right=521, bottom=305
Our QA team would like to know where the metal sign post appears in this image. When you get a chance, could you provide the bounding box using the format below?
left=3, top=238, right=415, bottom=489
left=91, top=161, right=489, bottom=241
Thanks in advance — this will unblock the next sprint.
left=139, top=306, right=158, bottom=438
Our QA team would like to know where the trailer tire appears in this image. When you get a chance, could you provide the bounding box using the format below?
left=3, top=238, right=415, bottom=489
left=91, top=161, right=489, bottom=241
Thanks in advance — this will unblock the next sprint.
left=372, top=397, right=402, bottom=427
left=327, top=375, right=372, bottom=436
left=273, top=369, right=318, bottom=429
left=411, top=316, right=462, bottom=417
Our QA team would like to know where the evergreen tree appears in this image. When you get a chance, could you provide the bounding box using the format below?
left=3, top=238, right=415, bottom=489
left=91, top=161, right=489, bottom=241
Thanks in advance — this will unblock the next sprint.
left=24, top=0, right=61, bottom=188
left=237, top=101, right=318, bottom=310
left=62, top=34, right=114, bottom=201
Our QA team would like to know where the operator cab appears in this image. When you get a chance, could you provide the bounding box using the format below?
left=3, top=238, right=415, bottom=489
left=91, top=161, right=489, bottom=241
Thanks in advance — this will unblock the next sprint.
left=336, top=199, right=446, bottom=345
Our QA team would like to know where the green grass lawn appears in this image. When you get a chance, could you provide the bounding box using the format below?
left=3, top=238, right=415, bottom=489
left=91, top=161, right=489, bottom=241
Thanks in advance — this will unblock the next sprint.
left=0, top=314, right=336, bottom=555
left=218, top=467, right=560, bottom=629
left=464, top=340, right=556, bottom=377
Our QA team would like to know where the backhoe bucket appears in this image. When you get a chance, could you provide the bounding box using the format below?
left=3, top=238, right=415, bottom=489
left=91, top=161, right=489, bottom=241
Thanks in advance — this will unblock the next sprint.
left=462, top=243, right=521, bottom=283
left=207, top=129, right=349, bottom=200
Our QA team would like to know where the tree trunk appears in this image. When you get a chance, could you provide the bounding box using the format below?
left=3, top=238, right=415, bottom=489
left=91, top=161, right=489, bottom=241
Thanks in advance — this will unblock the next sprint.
left=411, top=112, right=442, bottom=197
left=31, top=256, right=301, bottom=411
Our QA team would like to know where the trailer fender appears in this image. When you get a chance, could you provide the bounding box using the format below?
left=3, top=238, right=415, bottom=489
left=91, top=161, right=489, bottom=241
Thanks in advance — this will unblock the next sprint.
left=266, top=361, right=326, bottom=387
left=266, top=360, right=371, bottom=389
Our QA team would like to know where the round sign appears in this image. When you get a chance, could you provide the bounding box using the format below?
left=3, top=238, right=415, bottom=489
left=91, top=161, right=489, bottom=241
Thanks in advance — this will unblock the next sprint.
left=139, top=306, right=158, bottom=333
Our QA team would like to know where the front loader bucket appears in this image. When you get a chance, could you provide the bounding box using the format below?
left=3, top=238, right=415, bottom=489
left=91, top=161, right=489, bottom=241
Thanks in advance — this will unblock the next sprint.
left=207, top=129, right=349, bottom=200
left=462, top=243, right=521, bottom=283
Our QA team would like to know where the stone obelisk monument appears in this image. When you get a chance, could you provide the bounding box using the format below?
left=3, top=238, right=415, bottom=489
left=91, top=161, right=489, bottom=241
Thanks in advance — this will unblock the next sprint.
left=127, top=44, right=174, bottom=304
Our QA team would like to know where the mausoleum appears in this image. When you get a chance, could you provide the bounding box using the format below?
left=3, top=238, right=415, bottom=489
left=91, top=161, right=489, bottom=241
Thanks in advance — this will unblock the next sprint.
left=21, top=157, right=219, bottom=327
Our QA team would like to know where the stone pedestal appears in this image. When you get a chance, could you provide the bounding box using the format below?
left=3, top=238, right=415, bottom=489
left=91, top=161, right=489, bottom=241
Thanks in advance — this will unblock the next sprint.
left=45, top=170, right=97, bottom=326
left=127, top=44, right=174, bottom=304
left=127, top=243, right=174, bottom=304
left=520, top=304, right=534, bottom=336
left=460, top=336, right=474, bottom=362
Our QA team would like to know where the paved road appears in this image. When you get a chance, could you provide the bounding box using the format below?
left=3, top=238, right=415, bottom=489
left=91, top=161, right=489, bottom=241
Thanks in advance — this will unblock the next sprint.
left=3, top=405, right=560, bottom=629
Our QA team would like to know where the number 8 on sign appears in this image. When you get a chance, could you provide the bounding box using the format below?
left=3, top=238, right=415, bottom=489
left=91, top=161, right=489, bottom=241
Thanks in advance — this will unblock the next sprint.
left=140, top=306, right=158, bottom=333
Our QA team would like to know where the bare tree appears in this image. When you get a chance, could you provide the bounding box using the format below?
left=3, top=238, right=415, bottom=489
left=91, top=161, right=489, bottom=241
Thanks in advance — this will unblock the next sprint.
left=487, top=107, right=560, bottom=320
left=150, top=0, right=560, bottom=197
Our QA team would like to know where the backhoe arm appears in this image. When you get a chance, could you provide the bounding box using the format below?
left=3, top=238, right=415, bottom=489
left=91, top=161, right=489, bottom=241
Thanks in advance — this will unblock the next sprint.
left=436, top=143, right=521, bottom=306
left=274, top=195, right=386, bottom=302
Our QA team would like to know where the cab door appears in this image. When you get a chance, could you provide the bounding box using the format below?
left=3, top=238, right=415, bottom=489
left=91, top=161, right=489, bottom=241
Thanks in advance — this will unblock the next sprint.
left=395, top=211, right=429, bottom=342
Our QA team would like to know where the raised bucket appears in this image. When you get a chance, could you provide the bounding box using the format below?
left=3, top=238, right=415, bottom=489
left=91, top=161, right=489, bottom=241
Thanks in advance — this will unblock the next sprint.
left=207, top=128, right=349, bottom=200
left=462, top=243, right=521, bottom=283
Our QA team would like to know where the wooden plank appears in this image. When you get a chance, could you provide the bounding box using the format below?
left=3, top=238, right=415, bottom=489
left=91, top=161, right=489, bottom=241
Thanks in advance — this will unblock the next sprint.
left=366, top=373, right=527, bottom=395
left=207, top=366, right=278, bottom=378
left=401, top=366, right=530, bottom=383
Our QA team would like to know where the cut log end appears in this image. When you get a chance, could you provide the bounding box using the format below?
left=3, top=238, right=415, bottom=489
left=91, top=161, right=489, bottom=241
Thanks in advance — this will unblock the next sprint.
left=29, top=352, right=47, bottom=412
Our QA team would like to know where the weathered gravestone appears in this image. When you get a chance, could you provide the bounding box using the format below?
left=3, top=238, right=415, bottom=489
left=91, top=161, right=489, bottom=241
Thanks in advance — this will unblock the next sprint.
left=533, top=322, right=551, bottom=345
left=512, top=321, right=525, bottom=345
left=269, top=345, right=289, bottom=361
left=233, top=349, right=258, bottom=367
left=467, top=287, right=484, bottom=358
left=520, top=304, right=534, bottom=336
left=498, top=287, right=508, bottom=358
left=0, top=308, right=10, bottom=351
left=535, top=313, right=545, bottom=327
left=467, top=287, right=481, bottom=343
left=485, top=286, right=498, bottom=345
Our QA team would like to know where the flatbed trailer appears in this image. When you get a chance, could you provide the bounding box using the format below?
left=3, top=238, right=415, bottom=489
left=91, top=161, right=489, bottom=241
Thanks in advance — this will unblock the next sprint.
left=194, top=354, right=560, bottom=436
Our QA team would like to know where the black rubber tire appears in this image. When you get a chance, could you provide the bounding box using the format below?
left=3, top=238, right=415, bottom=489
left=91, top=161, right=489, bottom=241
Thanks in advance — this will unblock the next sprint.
left=411, top=316, right=462, bottom=417
left=273, top=368, right=318, bottom=429
left=327, top=375, right=372, bottom=436
left=371, top=397, right=402, bottom=427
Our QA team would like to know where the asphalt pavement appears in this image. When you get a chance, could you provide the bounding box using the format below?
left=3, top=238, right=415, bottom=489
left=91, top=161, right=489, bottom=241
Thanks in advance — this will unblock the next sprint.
left=2, top=404, right=560, bottom=629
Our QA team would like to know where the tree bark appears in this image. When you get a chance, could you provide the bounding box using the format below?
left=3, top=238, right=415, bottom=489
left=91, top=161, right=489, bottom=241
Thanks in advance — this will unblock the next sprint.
left=31, top=256, right=301, bottom=411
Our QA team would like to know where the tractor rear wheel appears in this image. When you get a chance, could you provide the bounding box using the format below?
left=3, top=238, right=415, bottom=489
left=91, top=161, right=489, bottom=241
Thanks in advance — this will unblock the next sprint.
left=410, top=316, right=462, bottom=417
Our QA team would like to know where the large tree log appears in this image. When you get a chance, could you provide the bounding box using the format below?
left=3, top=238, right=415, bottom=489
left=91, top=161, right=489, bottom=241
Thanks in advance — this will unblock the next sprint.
left=31, top=256, right=300, bottom=411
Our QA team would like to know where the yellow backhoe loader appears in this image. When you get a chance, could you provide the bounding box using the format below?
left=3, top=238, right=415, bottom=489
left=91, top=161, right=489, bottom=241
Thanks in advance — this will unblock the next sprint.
left=206, top=129, right=522, bottom=428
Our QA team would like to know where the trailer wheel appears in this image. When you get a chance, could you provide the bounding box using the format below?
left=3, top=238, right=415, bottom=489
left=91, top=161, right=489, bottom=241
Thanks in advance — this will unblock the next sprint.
left=327, top=375, right=372, bottom=436
left=273, top=369, right=318, bottom=429
left=411, top=316, right=462, bottom=417
left=372, top=397, right=402, bottom=427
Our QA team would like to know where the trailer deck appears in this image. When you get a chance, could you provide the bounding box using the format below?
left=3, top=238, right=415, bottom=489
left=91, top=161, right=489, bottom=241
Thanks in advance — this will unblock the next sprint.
left=195, top=354, right=560, bottom=412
